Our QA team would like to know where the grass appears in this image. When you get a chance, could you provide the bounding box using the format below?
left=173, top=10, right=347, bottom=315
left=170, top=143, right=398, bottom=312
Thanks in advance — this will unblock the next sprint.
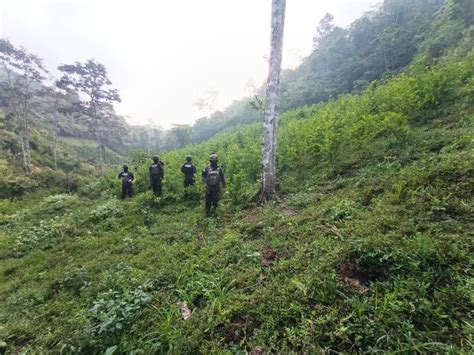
left=0, top=52, right=473, bottom=353
left=1, top=132, right=472, bottom=352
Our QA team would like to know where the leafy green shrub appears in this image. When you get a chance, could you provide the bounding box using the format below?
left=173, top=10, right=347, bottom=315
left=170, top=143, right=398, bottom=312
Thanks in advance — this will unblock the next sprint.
left=228, top=171, right=259, bottom=206
left=327, top=199, right=359, bottom=221
left=0, top=159, right=38, bottom=199
left=88, top=283, right=153, bottom=344
left=39, top=193, right=78, bottom=214
left=89, top=200, right=123, bottom=222
left=121, top=235, right=140, bottom=254
left=287, top=191, right=320, bottom=208
left=14, top=215, right=73, bottom=256
left=77, top=171, right=118, bottom=198
left=0, top=129, right=19, bottom=152
left=48, top=265, right=92, bottom=296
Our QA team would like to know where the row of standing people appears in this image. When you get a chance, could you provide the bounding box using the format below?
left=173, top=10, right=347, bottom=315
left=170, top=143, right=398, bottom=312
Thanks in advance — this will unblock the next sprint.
left=118, top=154, right=226, bottom=216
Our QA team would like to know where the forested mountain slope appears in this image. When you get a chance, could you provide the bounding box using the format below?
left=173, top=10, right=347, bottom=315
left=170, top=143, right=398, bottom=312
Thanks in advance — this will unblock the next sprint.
left=0, top=50, right=472, bottom=353
left=2, top=0, right=472, bottom=185
left=0, top=62, right=129, bottom=198
left=190, top=0, right=473, bottom=143
left=0, top=126, right=125, bottom=198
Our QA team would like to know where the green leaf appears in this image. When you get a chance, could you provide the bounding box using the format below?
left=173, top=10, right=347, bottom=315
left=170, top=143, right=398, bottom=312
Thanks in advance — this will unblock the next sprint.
left=104, top=345, right=118, bottom=355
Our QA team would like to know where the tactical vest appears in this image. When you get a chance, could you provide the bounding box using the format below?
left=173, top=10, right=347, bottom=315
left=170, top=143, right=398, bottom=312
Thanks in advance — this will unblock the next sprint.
left=183, top=163, right=194, bottom=175
left=150, top=163, right=162, bottom=176
left=207, top=168, right=220, bottom=187
left=121, top=172, right=132, bottom=184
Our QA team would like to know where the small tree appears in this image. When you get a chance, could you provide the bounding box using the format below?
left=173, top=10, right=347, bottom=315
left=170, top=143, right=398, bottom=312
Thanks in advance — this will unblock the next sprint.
left=0, top=39, right=47, bottom=175
left=261, top=0, right=286, bottom=202
left=56, top=59, right=121, bottom=176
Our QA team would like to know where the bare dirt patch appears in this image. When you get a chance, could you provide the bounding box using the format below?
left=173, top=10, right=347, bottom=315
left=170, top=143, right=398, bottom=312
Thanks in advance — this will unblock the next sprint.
left=261, top=245, right=277, bottom=267
left=339, top=261, right=369, bottom=292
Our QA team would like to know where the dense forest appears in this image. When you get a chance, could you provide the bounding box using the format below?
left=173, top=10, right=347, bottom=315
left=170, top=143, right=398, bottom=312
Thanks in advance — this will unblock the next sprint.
left=0, top=0, right=473, bottom=353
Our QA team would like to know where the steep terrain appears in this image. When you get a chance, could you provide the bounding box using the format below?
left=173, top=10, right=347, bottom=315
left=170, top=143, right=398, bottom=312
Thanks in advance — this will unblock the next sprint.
left=0, top=51, right=472, bottom=353
left=190, top=0, right=473, bottom=143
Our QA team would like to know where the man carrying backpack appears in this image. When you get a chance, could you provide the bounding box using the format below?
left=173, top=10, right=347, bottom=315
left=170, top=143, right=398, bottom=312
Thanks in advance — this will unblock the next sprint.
left=118, top=164, right=134, bottom=199
left=149, top=155, right=164, bottom=196
left=201, top=153, right=226, bottom=216
left=181, top=155, right=197, bottom=188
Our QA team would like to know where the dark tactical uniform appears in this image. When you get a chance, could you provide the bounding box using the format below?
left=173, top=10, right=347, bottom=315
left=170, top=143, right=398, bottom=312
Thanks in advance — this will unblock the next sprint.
left=202, top=164, right=226, bottom=215
left=118, top=169, right=134, bottom=199
left=149, top=160, right=164, bottom=196
left=181, top=161, right=197, bottom=187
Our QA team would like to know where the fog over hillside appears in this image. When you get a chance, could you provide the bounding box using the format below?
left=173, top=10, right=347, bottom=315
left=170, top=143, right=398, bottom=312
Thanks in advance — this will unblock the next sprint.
left=1, top=0, right=373, bottom=128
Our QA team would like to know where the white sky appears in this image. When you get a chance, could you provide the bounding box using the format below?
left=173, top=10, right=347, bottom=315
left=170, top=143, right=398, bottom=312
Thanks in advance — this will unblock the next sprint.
left=0, top=0, right=374, bottom=129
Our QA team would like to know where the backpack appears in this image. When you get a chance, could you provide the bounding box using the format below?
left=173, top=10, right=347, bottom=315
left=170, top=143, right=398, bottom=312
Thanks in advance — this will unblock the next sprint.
left=150, top=163, right=162, bottom=176
left=207, top=168, right=221, bottom=187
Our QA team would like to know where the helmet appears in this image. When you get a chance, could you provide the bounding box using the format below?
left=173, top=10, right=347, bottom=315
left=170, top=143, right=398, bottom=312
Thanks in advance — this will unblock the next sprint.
left=186, top=155, right=192, bottom=162
left=122, top=164, right=128, bottom=169
left=209, top=154, right=218, bottom=162
left=152, top=155, right=159, bottom=162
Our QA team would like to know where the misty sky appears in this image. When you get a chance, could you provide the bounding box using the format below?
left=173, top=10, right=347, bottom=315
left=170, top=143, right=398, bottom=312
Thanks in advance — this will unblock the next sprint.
left=1, top=0, right=374, bottom=129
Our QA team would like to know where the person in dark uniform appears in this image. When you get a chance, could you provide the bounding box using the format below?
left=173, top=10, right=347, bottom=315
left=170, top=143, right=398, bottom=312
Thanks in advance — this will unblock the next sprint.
left=201, top=153, right=226, bottom=216
left=181, top=155, right=197, bottom=188
left=149, top=155, right=164, bottom=196
left=118, top=164, right=134, bottom=199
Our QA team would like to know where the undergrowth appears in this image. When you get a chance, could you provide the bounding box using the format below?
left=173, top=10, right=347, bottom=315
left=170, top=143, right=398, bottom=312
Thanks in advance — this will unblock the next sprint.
left=0, top=52, right=473, bottom=353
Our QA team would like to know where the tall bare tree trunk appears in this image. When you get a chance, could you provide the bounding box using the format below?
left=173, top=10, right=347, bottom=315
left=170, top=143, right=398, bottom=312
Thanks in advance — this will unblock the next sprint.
left=19, top=105, right=32, bottom=175
left=19, top=131, right=31, bottom=175
left=23, top=88, right=33, bottom=172
left=261, top=0, right=286, bottom=202
left=101, top=144, right=106, bottom=164
left=53, top=128, right=58, bottom=170
left=25, top=130, right=32, bottom=170
left=52, top=98, right=59, bottom=170
left=66, top=172, right=71, bottom=193
left=97, top=134, right=104, bottom=176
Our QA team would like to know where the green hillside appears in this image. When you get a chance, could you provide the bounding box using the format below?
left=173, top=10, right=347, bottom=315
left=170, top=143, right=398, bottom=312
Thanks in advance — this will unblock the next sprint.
left=190, top=0, right=473, bottom=144
left=1, top=51, right=472, bottom=353
left=0, top=127, right=125, bottom=198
